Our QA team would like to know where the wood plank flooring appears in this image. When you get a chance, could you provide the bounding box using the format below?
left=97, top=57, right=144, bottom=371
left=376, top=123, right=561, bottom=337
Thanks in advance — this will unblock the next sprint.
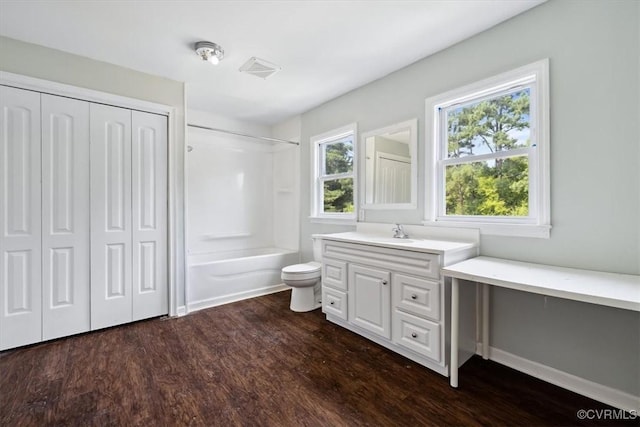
left=1, top=290, right=637, bottom=426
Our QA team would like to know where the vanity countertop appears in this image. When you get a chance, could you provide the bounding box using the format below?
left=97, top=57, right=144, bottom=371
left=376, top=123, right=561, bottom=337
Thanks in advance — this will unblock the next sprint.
left=316, top=231, right=477, bottom=254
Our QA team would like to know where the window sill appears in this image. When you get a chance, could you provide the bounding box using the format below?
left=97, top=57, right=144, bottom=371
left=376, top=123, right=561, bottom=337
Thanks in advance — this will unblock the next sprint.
left=422, top=220, right=551, bottom=239
left=309, top=216, right=357, bottom=226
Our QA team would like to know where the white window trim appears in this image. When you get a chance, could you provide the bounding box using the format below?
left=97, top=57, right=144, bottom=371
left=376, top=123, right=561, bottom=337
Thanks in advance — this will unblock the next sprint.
left=424, top=59, right=551, bottom=238
left=309, top=123, right=357, bottom=224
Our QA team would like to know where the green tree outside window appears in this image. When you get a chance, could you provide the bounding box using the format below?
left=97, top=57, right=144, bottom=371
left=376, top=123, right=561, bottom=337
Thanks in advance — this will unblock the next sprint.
left=322, top=139, right=354, bottom=213
left=445, top=89, right=530, bottom=216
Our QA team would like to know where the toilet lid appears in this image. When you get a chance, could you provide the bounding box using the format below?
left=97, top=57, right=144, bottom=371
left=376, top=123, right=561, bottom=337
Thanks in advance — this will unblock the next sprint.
left=282, top=262, right=321, bottom=274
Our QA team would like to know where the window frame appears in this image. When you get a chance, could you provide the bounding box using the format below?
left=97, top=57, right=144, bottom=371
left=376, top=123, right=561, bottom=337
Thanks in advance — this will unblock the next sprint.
left=424, top=59, right=550, bottom=238
left=310, top=123, right=357, bottom=224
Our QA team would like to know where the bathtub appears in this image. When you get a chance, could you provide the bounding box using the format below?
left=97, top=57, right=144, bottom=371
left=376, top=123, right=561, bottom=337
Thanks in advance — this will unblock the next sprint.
left=187, top=247, right=299, bottom=312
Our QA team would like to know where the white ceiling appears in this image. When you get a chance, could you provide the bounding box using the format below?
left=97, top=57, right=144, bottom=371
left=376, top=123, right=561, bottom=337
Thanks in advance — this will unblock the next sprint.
left=0, top=0, right=544, bottom=125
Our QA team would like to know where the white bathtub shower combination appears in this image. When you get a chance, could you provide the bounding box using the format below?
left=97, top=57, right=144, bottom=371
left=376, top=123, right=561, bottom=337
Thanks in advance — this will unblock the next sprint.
left=187, top=248, right=299, bottom=312
left=185, top=113, right=300, bottom=313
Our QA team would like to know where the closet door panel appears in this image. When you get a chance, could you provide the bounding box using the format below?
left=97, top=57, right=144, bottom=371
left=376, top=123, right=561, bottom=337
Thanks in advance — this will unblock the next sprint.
left=41, top=94, right=90, bottom=340
left=0, top=86, right=42, bottom=350
left=90, top=104, right=132, bottom=330
left=131, top=111, right=167, bottom=320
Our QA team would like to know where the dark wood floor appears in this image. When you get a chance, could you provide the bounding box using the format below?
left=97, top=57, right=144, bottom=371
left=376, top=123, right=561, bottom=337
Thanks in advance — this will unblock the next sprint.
left=1, top=290, right=636, bottom=427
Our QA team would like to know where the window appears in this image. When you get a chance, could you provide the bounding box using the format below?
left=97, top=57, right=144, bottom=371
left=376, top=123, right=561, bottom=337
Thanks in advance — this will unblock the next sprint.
left=310, top=123, right=357, bottom=222
left=425, top=59, right=550, bottom=238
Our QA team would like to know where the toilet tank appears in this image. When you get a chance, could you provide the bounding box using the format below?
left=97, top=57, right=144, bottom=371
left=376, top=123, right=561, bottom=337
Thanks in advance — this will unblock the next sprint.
left=312, top=236, right=322, bottom=262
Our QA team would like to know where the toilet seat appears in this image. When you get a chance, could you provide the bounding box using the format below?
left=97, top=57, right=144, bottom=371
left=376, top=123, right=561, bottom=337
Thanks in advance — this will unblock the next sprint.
left=282, top=262, right=321, bottom=274
left=281, top=262, right=321, bottom=281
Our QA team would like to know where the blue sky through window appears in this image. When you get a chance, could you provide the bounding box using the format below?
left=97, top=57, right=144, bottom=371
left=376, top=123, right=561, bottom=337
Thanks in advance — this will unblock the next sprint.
left=446, top=88, right=530, bottom=158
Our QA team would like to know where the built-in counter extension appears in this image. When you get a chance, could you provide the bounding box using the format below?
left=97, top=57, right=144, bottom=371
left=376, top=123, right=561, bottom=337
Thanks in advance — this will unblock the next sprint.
left=444, top=256, right=640, bottom=411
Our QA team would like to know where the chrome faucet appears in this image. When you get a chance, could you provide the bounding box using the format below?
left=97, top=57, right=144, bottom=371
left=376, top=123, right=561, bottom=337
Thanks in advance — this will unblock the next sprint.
left=392, top=223, right=409, bottom=239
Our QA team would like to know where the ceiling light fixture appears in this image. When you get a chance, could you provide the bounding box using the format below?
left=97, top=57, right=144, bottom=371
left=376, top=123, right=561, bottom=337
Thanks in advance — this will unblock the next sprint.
left=195, top=41, right=224, bottom=65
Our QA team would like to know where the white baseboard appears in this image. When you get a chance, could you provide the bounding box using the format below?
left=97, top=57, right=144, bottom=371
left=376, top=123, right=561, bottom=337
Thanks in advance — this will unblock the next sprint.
left=187, top=284, right=289, bottom=313
left=477, top=344, right=639, bottom=413
left=176, top=306, right=187, bottom=316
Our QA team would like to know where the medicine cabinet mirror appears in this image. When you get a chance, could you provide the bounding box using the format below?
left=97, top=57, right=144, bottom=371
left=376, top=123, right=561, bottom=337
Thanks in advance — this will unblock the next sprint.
left=361, top=118, right=418, bottom=210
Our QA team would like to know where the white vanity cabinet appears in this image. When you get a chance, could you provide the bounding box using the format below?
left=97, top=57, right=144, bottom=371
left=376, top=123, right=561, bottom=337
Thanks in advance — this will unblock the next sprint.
left=320, top=232, right=477, bottom=376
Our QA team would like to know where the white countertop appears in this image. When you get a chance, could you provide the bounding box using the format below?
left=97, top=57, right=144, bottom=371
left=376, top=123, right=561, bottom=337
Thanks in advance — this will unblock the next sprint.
left=316, top=231, right=477, bottom=254
left=443, top=256, right=640, bottom=312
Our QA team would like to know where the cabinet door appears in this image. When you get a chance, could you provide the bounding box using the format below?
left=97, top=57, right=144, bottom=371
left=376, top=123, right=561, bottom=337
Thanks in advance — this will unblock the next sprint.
left=90, top=104, right=132, bottom=330
left=131, top=111, right=167, bottom=321
left=0, top=86, right=42, bottom=350
left=41, top=94, right=90, bottom=339
left=348, top=264, right=391, bottom=339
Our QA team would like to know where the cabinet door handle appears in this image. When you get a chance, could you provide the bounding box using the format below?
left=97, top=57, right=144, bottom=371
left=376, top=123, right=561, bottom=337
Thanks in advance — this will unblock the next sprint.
left=381, top=280, right=388, bottom=285
left=411, top=294, right=417, bottom=300
left=411, top=332, right=418, bottom=338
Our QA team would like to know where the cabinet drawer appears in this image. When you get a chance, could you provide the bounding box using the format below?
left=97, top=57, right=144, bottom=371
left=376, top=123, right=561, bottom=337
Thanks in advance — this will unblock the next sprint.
left=322, top=258, right=347, bottom=290
left=393, top=311, right=441, bottom=362
left=322, top=288, right=347, bottom=320
left=392, top=274, right=440, bottom=321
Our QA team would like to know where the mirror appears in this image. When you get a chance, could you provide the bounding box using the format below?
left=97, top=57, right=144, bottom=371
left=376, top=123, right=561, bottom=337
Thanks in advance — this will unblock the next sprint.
left=361, top=119, right=417, bottom=209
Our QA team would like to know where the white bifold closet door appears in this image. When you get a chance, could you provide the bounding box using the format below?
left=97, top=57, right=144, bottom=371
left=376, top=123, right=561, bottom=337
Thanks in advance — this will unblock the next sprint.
left=41, top=94, right=91, bottom=340
left=1, top=86, right=167, bottom=349
left=1, top=88, right=91, bottom=349
left=90, top=104, right=167, bottom=330
left=0, top=86, right=42, bottom=350
left=130, top=110, right=168, bottom=321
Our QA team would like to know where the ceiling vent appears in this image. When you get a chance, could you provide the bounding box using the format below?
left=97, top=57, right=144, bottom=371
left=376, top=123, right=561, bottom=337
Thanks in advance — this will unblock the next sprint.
left=239, top=57, right=282, bottom=80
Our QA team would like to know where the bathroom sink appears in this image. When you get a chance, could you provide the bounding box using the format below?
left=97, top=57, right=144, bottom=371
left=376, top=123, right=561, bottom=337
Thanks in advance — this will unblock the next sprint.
left=325, top=233, right=422, bottom=246
left=368, top=237, right=415, bottom=244
left=316, top=231, right=478, bottom=254
left=348, top=235, right=423, bottom=246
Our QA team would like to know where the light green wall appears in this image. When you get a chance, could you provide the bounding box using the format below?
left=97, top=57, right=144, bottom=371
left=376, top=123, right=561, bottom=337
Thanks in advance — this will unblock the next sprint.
left=0, top=36, right=187, bottom=308
left=0, top=36, right=183, bottom=106
left=298, top=0, right=639, bottom=396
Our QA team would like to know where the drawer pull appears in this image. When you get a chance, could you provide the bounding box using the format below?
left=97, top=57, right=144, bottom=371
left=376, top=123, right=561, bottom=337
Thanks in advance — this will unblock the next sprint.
left=411, top=294, right=417, bottom=300
left=411, top=332, right=418, bottom=338
left=330, top=301, right=335, bottom=305
left=381, top=280, right=388, bottom=285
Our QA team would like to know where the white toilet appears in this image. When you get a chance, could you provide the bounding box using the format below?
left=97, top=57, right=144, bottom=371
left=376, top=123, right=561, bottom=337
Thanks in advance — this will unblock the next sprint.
left=281, top=237, right=322, bottom=312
